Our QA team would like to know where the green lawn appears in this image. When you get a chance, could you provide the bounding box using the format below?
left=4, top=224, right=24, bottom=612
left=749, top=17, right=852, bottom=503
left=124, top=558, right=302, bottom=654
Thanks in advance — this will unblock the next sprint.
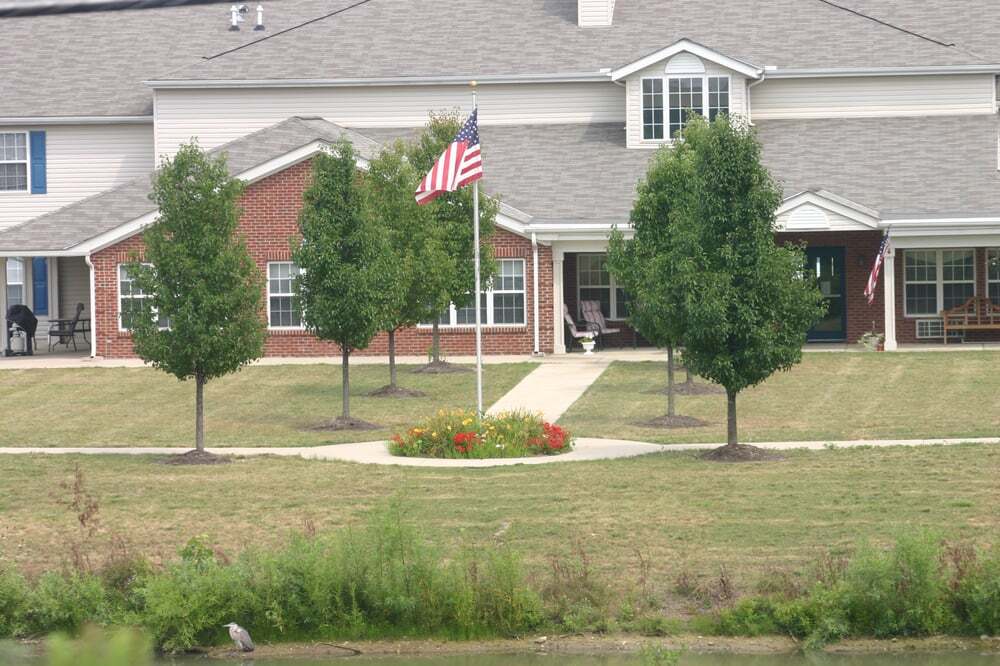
left=0, top=363, right=536, bottom=447
left=1, top=445, right=996, bottom=592
left=559, top=353, right=1000, bottom=444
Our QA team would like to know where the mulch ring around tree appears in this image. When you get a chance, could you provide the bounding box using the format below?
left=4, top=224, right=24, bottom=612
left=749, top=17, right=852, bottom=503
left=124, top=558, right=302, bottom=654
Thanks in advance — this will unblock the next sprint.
left=700, top=443, right=784, bottom=463
left=311, top=417, right=381, bottom=432
left=367, top=385, right=427, bottom=398
left=160, top=449, right=232, bottom=465
left=635, top=415, right=708, bottom=429
left=411, top=361, right=472, bottom=374
left=644, top=382, right=725, bottom=396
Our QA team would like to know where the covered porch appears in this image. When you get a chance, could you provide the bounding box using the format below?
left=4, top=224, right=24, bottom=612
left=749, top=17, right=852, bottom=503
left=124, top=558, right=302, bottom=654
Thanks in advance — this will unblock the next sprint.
left=1, top=255, right=94, bottom=358
left=882, top=220, right=1000, bottom=349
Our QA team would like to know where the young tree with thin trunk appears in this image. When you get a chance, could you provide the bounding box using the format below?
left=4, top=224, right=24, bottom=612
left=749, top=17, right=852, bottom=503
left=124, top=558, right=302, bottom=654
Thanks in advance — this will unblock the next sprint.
left=363, top=140, right=451, bottom=393
left=293, top=140, right=395, bottom=427
left=129, top=142, right=265, bottom=454
left=608, top=140, right=700, bottom=424
left=670, top=116, right=826, bottom=459
left=407, top=111, right=498, bottom=368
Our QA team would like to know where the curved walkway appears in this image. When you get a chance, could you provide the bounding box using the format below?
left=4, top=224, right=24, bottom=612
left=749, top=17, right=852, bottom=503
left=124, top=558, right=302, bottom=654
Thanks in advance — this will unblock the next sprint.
left=0, top=436, right=995, bottom=468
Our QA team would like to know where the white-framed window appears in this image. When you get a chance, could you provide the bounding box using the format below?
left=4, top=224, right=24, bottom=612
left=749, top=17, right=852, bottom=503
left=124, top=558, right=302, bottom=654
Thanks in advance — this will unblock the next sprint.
left=988, top=249, right=1000, bottom=303
left=577, top=253, right=629, bottom=321
left=425, top=258, right=527, bottom=327
left=118, top=264, right=169, bottom=331
left=267, top=261, right=303, bottom=329
left=903, top=249, right=975, bottom=316
left=641, top=75, right=730, bottom=141
left=5, top=257, right=24, bottom=306
left=0, top=133, right=28, bottom=192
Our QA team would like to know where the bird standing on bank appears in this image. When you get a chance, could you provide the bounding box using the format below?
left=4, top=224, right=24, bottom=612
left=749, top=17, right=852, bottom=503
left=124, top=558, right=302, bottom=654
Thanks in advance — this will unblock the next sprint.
left=223, top=622, right=255, bottom=652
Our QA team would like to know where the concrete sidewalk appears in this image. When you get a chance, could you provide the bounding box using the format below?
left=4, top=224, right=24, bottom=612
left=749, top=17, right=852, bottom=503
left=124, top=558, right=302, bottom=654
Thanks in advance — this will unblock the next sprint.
left=487, top=358, right=612, bottom=422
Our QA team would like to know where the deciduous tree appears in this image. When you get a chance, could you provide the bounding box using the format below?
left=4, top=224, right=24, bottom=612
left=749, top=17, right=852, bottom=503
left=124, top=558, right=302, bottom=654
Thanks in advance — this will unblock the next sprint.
left=407, top=111, right=498, bottom=368
left=128, top=142, right=265, bottom=454
left=670, top=116, right=825, bottom=459
left=293, top=140, right=395, bottom=427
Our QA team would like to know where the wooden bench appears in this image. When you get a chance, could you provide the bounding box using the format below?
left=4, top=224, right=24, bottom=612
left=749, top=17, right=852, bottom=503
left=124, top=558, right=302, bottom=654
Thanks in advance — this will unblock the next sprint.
left=941, top=296, right=1000, bottom=344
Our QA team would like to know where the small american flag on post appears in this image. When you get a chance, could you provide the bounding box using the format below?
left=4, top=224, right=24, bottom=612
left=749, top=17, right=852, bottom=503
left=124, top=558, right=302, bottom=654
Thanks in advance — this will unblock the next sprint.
left=864, top=232, right=891, bottom=305
left=414, top=109, right=483, bottom=205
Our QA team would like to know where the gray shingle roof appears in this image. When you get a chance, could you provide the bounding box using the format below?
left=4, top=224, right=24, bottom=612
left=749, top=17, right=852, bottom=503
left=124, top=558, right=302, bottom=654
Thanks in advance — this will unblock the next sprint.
left=3, top=0, right=998, bottom=118
left=0, top=117, right=379, bottom=252
left=366, top=115, right=1000, bottom=226
left=756, top=114, right=1000, bottom=218
left=3, top=113, right=999, bottom=253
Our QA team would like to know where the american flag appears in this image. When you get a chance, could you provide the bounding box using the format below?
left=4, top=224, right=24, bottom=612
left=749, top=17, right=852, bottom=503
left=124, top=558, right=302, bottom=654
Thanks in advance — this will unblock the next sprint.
left=414, top=109, right=483, bottom=205
left=864, top=232, right=891, bottom=305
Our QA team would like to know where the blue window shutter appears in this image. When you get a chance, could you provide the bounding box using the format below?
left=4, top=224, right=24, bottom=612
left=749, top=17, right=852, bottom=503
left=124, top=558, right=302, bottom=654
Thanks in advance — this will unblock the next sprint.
left=29, top=131, right=46, bottom=194
left=32, top=257, right=49, bottom=316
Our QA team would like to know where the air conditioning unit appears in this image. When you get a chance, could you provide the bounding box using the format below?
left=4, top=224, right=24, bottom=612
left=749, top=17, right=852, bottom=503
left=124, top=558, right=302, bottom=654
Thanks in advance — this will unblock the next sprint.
left=915, top=319, right=964, bottom=341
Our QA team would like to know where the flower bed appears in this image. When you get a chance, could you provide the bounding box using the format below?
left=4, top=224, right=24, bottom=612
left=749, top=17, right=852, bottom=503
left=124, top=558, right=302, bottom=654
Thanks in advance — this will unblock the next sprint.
left=389, top=409, right=573, bottom=459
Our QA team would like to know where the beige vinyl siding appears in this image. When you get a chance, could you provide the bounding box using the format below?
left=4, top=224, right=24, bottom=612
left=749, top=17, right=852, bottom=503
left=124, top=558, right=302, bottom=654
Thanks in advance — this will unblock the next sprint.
left=57, top=256, right=89, bottom=319
left=0, top=124, right=153, bottom=229
left=154, top=82, right=626, bottom=157
left=578, top=0, right=615, bottom=26
left=625, top=58, right=748, bottom=149
left=750, top=74, right=996, bottom=119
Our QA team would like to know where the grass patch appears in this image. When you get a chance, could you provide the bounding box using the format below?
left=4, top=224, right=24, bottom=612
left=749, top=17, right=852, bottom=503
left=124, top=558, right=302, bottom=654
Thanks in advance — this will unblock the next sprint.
left=1, top=444, right=996, bottom=593
left=560, top=354, right=1000, bottom=443
left=0, top=363, right=536, bottom=447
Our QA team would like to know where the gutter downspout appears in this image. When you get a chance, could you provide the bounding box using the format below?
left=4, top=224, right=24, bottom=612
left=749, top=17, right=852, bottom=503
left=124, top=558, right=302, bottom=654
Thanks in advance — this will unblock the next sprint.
left=747, top=68, right=768, bottom=124
left=532, top=233, right=541, bottom=356
left=85, top=254, right=96, bottom=358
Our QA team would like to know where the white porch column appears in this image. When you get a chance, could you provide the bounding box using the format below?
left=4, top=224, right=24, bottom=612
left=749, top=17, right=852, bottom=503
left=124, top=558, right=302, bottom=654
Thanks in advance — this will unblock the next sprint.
left=883, top=247, right=898, bottom=351
left=0, top=258, right=6, bottom=353
left=552, top=248, right=566, bottom=354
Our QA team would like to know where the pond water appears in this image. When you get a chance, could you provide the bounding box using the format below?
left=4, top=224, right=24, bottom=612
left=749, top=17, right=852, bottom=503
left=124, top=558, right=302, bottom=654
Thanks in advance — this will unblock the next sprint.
left=3, top=641, right=999, bottom=666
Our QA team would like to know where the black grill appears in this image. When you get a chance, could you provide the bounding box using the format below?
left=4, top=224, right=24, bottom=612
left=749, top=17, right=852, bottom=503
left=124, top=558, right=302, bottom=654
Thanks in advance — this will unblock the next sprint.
left=6, top=305, right=38, bottom=356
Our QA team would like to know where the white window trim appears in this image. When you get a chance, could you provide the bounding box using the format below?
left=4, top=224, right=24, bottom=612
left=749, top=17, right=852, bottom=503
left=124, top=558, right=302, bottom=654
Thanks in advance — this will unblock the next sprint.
left=266, top=261, right=305, bottom=331
left=902, top=248, right=976, bottom=318
left=419, top=258, right=528, bottom=328
left=640, top=74, right=731, bottom=144
left=117, top=263, right=168, bottom=332
left=5, top=256, right=25, bottom=306
left=576, top=253, right=628, bottom=321
left=988, top=249, right=1000, bottom=301
left=0, top=131, right=30, bottom=194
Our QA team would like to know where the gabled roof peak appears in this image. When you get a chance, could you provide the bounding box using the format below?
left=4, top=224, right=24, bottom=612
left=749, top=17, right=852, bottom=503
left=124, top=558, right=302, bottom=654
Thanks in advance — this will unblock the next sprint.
left=610, top=38, right=762, bottom=81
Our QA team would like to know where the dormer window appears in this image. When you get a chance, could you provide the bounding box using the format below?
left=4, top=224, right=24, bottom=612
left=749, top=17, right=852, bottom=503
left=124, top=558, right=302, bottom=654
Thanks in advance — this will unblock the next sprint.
left=642, top=75, right=730, bottom=141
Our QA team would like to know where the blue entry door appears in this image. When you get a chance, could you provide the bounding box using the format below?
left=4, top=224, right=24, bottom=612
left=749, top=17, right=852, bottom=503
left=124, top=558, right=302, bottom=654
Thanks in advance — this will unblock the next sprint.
left=31, top=257, right=48, bottom=316
left=806, top=247, right=846, bottom=341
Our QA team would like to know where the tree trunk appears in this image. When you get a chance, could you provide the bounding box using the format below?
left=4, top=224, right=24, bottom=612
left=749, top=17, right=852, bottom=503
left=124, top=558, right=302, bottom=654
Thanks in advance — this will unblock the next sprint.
left=726, top=389, right=738, bottom=447
left=195, top=373, right=206, bottom=452
left=431, top=321, right=441, bottom=363
left=685, top=363, right=695, bottom=387
left=666, top=346, right=676, bottom=417
left=342, top=347, right=351, bottom=420
left=388, top=329, right=397, bottom=389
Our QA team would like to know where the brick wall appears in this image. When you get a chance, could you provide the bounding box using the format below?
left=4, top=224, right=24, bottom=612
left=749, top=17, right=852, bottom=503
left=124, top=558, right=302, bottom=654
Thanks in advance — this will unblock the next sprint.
left=92, top=157, right=555, bottom=359
left=776, top=230, right=885, bottom=344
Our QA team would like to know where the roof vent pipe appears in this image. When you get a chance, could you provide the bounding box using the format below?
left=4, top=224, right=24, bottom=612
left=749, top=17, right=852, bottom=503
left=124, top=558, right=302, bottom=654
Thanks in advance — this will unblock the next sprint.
left=254, top=4, right=264, bottom=30
left=229, top=3, right=247, bottom=31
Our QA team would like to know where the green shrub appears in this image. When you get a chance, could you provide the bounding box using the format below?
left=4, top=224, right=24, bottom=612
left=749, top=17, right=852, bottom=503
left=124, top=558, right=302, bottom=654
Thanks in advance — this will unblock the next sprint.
left=0, top=567, right=28, bottom=637
left=389, top=409, right=572, bottom=458
left=954, top=546, right=1000, bottom=635
left=23, top=573, right=106, bottom=636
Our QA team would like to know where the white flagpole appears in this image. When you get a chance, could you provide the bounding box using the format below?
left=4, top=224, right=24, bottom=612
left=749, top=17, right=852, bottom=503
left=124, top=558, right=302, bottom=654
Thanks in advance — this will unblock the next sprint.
left=471, top=82, right=484, bottom=417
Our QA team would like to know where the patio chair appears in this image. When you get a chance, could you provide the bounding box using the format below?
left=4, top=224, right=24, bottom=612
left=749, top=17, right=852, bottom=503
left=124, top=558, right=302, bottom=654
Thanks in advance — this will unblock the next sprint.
left=580, top=300, right=621, bottom=348
left=47, top=303, right=87, bottom=352
left=563, top=304, right=599, bottom=351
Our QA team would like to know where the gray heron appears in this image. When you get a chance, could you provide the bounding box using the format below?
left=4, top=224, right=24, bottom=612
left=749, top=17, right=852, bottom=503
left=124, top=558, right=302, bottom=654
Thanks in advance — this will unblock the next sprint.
left=223, top=622, right=254, bottom=652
